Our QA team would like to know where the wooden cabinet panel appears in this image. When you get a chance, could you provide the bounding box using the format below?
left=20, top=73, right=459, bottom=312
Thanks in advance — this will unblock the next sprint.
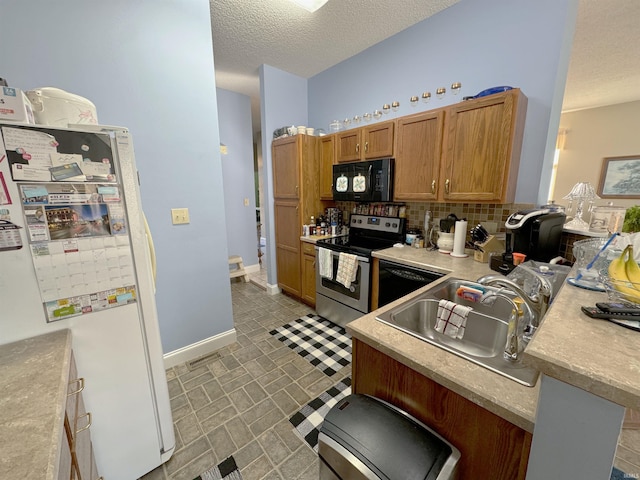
left=58, top=420, right=73, bottom=480
left=74, top=393, right=92, bottom=480
left=336, top=129, right=361, bottom=162
left=363, top=121, right=394, bottom=159
left=319, top=135, right=335, bottom=200
left=65, top=352, right=99, bottom=480
left=301, top=244, right=316, bottom=306
left=352, top=339, right=532, bottom=480
left=441, top=89, right=527, bottom=202
left=394, top=110, right=445, bottom=201
left=272, top=136, right=300, bottom=199
left=274, top=200, right=301, bottom=297
left=336, top=121, right=395, bottom=162
left=272, top=134, right=327, bottom=301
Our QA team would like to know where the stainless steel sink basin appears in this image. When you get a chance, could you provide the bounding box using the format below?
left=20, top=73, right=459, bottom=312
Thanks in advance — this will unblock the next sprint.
left=376, top=278, right=539, bottom=386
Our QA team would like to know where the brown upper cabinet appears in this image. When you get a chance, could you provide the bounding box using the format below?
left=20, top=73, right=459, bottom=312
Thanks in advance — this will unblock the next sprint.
left=394, top=109, right=446, bottom=201
left=319, top=134, right=335, bottom=200
left=440, top=88, right=527, bottom=203
left=393, top=88, right=527, bottom=203
left=336, top=121, right=395, bottom=162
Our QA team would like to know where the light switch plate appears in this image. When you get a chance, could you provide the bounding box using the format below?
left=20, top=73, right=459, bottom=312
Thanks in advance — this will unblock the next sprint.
left=171, top=208, right=190, bottom=225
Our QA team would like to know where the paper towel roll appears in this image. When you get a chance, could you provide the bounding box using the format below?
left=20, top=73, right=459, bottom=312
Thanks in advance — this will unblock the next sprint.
left=451, top=220, right=468, bottom=258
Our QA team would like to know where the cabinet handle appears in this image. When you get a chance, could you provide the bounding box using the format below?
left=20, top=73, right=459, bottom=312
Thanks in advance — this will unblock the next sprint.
left=76, top=412, right=92, bottom=434
left=355, top=143, right=359, bottom=153
left=445, top=179, right=450, bottom=194
left=295, top=185, right=299, bottom=195
left=365, top=141, right=369, bottom=153
left=67, top=377, right=85, bottom=397
left=431, top=180, right=436, bottom=194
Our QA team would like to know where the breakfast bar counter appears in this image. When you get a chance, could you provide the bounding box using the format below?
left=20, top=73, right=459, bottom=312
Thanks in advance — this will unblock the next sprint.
left=346, top=246, right=539, bottom=431
left=346, top=244, right=640, bottom=477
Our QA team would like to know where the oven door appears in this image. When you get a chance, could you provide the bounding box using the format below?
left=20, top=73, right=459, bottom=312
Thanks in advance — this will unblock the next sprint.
left=315, top=248, right=370, bottom=313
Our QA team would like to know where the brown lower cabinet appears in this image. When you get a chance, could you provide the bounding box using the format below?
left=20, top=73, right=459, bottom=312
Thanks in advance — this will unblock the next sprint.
left=301, top=241, right=316, bottom=306
left=64, top=352, right=100, bottom=480
left=352, top=339, right=532, bottom=480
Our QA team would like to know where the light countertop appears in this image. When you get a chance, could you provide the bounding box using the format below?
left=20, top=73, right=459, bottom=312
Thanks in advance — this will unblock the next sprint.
left=0, top=329, right=72, bottom=479
left=347, top=245, right=640, bottom=433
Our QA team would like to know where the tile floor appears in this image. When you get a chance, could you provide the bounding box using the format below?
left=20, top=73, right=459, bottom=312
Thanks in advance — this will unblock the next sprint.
left=138, top=266, right=640, bottom=479
left=139, top=277, right=350, bottom=480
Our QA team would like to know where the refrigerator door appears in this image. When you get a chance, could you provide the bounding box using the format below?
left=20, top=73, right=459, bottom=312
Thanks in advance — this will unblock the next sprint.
left=0, top=123, right=174, bottom=478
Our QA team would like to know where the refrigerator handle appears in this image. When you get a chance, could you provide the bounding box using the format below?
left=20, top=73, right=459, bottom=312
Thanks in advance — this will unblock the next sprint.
left=143, top=212, right=157, bottom=290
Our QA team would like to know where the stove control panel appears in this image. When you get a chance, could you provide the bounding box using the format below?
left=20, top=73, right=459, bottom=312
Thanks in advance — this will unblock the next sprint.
left=350, top=214, right=403, bottom=234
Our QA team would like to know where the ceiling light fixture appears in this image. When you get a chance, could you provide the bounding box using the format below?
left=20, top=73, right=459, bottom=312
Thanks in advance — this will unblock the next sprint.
left=289, top=0, right=329, bottom=12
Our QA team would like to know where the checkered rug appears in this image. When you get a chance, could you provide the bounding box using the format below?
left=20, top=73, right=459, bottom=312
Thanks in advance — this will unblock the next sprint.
left=289, top=377, right=352, bottom=452
left=270, top=314, right=351, bottom=376
left=194, top=456, right=242, bottom=480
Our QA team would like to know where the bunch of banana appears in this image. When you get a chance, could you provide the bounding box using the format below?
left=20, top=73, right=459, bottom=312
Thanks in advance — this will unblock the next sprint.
left=608, top=245, right=640, bottom=303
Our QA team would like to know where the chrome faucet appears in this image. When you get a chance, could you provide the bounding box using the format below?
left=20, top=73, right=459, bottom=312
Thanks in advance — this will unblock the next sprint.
left=480, top=292, right=527, bottom=361
left=476, top=274, right=552, bottom=339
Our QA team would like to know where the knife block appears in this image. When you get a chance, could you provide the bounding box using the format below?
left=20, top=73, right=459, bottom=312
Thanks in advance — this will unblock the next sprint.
left=473, top=235, right=504, bottom=263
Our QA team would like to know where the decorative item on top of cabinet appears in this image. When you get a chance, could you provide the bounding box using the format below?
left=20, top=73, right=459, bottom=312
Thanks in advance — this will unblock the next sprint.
left=440, top=88, right=527, bottom=203
left=394, top=108, right=446, bottom=201
left=336, top=121, right=394, bottom=163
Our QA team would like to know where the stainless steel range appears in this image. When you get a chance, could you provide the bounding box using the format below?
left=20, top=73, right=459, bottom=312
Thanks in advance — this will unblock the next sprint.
left=315, top=214, right=406, bottom=327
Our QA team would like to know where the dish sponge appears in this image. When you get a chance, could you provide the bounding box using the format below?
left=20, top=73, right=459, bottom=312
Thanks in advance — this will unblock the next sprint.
left=456, top=285, right=485, bottom=302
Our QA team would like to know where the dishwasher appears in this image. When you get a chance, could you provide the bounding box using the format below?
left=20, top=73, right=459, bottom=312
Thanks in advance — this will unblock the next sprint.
left=377, top=259, right=444, bottom=307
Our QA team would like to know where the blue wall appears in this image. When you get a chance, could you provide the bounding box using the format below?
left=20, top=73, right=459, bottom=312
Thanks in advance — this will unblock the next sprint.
left=308, top=0, right=578, bottom=204
left=259, top=65, right=309, bottom=285
left=0, top=0, right=234, bottom=353
left=217, top=88, right=260, bottom=267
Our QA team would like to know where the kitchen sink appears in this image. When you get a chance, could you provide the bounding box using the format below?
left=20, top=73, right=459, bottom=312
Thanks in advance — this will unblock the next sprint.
left=376, top=278, right=540, bottom=386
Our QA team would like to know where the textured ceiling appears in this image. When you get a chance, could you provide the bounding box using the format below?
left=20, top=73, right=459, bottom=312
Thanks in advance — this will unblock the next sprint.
left=562, top=0, right=640, bottom=112
left=210, top=0, right=640, bottom=129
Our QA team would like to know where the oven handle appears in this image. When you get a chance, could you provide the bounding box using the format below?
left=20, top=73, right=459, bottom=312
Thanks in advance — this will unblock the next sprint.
left=315, top=246, right=369, bottom=263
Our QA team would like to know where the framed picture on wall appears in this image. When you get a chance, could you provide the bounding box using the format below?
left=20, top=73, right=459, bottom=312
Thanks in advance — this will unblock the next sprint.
left=597, top=155, right=640, bottom=199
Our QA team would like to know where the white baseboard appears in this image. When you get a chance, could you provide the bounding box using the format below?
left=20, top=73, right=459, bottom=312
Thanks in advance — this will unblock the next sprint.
left=163, top=328, right=237, bottom=369
left=266, top=283, right=280, bottom=295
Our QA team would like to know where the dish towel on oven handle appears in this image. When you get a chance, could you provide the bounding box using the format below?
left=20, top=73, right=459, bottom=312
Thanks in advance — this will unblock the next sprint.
left=318, top=247, right=333, bottom=280
left=435, top=299, right=472, bottom=339
left=336, top=252, right=358, bottom=289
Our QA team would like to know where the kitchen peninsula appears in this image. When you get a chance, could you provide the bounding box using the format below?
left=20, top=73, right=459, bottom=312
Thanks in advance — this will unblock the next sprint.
left=347, top=245, right=640, bottom=479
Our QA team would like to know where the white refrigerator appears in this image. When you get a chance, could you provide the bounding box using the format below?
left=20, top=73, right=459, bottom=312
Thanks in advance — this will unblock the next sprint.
left=0, top=122, right=175, bottom=479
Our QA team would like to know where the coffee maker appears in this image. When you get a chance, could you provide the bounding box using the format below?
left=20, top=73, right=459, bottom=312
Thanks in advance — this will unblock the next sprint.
left=490, top=208, right=566, bottom=274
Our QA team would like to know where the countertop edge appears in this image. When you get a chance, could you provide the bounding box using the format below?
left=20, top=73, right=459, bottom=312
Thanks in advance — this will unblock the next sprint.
left=369, top=245, right=640, bottom=411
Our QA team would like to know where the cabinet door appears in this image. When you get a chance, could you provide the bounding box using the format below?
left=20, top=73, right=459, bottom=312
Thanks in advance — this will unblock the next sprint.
left=363, top=121, right=394, bottom=159
left=319, top=135, right=336, bottom=200
left=301, top=242, right=316, bottom=306
left=272, top=136, right=300, bottom=199
left=336, top=129, right=361, bottom=162
left=274, top=200, right=301, bottom=297
left=394, top=111, right=445, bottom=201
left=74, top=392, right=93, bottom=480
left=441, top=89, right=526, bottom=202
left=58, top=419, right=73, bottom=480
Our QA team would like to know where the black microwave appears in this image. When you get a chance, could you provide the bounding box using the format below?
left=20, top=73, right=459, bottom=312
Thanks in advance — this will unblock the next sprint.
left=332, top=158, right=394, bottom=202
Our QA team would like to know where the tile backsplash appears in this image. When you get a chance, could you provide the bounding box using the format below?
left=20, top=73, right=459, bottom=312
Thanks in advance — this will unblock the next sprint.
left=331, top=201, right=591, bottom=264
left=334, top=201, right=535, bottom=234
